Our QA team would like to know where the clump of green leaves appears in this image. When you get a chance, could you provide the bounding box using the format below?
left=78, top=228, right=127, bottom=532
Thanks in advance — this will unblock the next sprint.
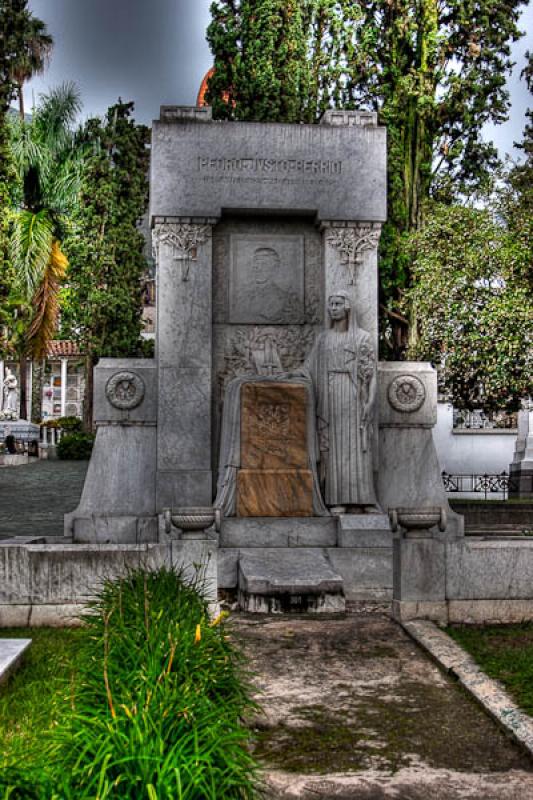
left=405, top=203, right=532, bottom=410
left=1, top=568, right=260, bottom=799
left=56, top=430, right=94, bottom=459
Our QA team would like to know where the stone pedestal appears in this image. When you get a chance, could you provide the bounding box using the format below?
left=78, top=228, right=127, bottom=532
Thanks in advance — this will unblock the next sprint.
left=510, top=405, right=533, bottom=499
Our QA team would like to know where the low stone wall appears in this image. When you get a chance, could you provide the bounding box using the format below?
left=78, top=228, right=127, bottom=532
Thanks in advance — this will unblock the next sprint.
left=394, top=534, right=533, bottom=624
left=0, top=538, right=217, bottom=626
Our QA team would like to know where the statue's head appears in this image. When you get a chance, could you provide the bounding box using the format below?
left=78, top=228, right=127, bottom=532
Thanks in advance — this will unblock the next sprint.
left=253, top=247, right=280, bottom=286
left=327, top=292, right=351, bottom=323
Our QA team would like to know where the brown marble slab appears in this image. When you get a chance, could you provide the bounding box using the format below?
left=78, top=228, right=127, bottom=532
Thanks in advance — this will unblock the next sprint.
left=237, top=469, right=313, bottom=517
left=241, top=382, right=307, bottom=470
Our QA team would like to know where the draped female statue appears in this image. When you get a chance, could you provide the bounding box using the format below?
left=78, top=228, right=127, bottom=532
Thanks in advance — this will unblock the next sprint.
left=300, top=292, right=378, bottom=513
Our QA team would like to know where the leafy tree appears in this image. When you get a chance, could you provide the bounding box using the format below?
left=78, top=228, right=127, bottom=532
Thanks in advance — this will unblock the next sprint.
left=405, top=203, right=532, bottom=410
left=0, top=0, right=53, bottom=416
left=6, top=83, right=81, bottom=417
left=8, top=11, right=53, bottom=119
left=61, top=101, right=150, bottom=428
left=207, top=0, right=524, bottom=355
left=206, top=0, right=360, bottom=122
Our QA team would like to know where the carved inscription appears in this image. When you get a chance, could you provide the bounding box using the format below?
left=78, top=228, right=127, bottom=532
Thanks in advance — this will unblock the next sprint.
left=198, top=157, right=342, bottom=175
left=241, top=383, right=307, bottom=470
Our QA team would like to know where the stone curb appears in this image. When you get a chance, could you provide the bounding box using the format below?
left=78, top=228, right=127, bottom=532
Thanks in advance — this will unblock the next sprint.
left=0, top=639, right=31, bottom=686
left=402, top=619, right=533, bottom=760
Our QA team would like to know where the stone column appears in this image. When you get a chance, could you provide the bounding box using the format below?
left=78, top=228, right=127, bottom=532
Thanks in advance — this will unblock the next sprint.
left=320, top=221, right=381, bottom=349
left=510, top=399, right=533, bottom=498
left=152, top=218, right=218, bottom=509
left=60, top=358, right=67, bottom=417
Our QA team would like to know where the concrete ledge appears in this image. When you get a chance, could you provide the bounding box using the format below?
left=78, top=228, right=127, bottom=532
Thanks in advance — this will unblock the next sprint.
left=0, top=638, right=31, bottom=683
left=448, top=599, right=533, bottom=625
left=403, top=620, right=533, bottom=760
left=219, top=517, right=337, bottom=548
left=0, top=604, right=86, bottom=627
left=392, top=599, right=448, bottom=624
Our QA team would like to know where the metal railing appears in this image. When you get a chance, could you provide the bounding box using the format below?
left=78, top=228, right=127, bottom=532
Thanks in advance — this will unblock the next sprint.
left=441, top=471, right=518, bottom=500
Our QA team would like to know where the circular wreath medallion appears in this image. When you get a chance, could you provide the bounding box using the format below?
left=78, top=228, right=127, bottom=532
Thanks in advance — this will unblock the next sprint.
left=388, top=374, right=426, bottom=413
left=105, top=371, right=145, bottom=410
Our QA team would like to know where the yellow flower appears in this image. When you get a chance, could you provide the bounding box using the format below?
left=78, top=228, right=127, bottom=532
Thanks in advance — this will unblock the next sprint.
left=209, top=610, right=229, bottom=628
left=194, top=624, right=201, bottom=644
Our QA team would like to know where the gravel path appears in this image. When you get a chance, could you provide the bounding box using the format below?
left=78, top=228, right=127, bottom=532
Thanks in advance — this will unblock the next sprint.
left=231, top=610, right=533, bottom=799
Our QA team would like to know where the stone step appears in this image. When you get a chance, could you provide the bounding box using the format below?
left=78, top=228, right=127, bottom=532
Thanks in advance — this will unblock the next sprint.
left=238, top=549, right=345, bottom=614
left=0, top=639, right=31, bottom=685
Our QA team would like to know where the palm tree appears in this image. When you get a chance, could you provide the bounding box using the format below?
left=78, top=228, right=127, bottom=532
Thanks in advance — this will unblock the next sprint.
left=8, top=82, right=82, bottom=417
left=9, top=14, right=53, bottom=119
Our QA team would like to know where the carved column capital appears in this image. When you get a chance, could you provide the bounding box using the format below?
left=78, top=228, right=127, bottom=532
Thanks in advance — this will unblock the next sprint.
left=152, top=221, right=212, bottom=281
left=322, top=222, right=382, bottom=285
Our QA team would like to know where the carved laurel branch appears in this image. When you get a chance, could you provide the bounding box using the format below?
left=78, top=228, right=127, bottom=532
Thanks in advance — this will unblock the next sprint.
left=152, top=223, right=210, bottom=280
left=325, top=223, right=381, bottom=284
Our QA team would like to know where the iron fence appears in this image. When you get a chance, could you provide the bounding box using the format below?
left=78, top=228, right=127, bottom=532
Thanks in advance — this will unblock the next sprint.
left=441, top=471, right=518, bottom=500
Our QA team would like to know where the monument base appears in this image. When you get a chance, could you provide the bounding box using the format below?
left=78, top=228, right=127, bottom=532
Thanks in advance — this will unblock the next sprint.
left=238, top=549, right=345, bottom=613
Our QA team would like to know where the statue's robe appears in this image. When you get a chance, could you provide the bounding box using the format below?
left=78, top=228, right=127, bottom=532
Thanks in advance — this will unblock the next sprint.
left=302, top=327, right=377, bottom=507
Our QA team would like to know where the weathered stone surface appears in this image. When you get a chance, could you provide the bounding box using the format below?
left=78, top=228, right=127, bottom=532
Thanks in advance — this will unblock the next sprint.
left=393, top=537, right=446, bottom=603
left=229, top=235, right=305, bottom=325
left=157, top=367, right=211, bottom=473
left=150, top=116, right=387, bottom=222
left=237, top=469, right=313, bottom=517
left=241, top=382, right=307, bottom=470
left=378, top=362, right=438, bottom=428
left=220, top=517, right=337, bottom=548
left=239, top=549, right=343, bottom=595
left=65, top=425, right=157, bottom=540
left=0, top=638, right=31, bottom=683
left=94, top=359, right=157, bottom=423
left=446, top=539, right=533, bottom=600
left=337, top=513, right=392, bottom=547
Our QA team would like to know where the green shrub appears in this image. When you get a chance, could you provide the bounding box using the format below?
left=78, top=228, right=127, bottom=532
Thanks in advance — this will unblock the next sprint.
left=56, top=431, right=94, bottom=460
left=1, top=568, right=260, bottom=799
left=57, top=415, right=83, bottom=432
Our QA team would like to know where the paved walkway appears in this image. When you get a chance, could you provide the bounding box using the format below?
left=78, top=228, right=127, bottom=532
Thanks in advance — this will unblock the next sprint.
left=233, top=611, right=533, bottom=799
left=0, top=460, right=88, bottom=539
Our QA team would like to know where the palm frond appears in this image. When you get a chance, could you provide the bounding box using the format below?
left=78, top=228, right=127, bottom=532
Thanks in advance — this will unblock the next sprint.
left=26, top=240, right=68, bottom=359
left=46, top=152, right=83, bottom=212
left=35, top=82, right=82, bottom=152
left=10, top=209, right=54, bottom=299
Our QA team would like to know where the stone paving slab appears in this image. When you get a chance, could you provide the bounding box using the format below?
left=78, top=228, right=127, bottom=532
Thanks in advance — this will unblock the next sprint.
left=0, top=639, right=31, bottom=685
left=0, top=461, right=88, bottom=539
left=231, top=610, right=533, bottom=799
left=404, top=619, right=533, bottom=759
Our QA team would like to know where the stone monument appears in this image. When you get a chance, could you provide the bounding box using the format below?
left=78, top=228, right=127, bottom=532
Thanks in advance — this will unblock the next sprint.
left=64, top=105, right=461, bottom=612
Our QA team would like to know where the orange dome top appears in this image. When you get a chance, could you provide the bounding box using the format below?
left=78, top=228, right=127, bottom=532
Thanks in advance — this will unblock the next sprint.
left=197, top=68, right=215, bottom=107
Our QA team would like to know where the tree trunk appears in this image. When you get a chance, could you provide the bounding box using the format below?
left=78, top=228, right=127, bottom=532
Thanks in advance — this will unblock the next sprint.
left=18, top=85, right=24, bottom=120
left=18, top=356, right=27, bottom=420
left=83, top=354, right=95, bottom=432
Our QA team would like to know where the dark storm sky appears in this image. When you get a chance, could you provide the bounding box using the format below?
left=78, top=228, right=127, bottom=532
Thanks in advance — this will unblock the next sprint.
left=23, top=0, right=533, bottom=158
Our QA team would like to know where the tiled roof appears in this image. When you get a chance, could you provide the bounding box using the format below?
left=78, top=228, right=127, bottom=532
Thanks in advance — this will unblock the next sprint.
left=46, top=340, right=81, bottom=358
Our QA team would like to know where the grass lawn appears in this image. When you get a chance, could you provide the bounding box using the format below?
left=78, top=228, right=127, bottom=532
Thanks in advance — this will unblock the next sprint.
left=447, top=623, right=533, bottom=716
left=0, top=627, right=84, bottom=764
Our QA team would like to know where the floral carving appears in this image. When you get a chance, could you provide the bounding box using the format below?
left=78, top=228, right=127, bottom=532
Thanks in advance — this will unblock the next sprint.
left=325, top=223, right=381, bottom=285
left=152, top=223, right=210, bottom=281
left=105, top=371, right=145, bottom=410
